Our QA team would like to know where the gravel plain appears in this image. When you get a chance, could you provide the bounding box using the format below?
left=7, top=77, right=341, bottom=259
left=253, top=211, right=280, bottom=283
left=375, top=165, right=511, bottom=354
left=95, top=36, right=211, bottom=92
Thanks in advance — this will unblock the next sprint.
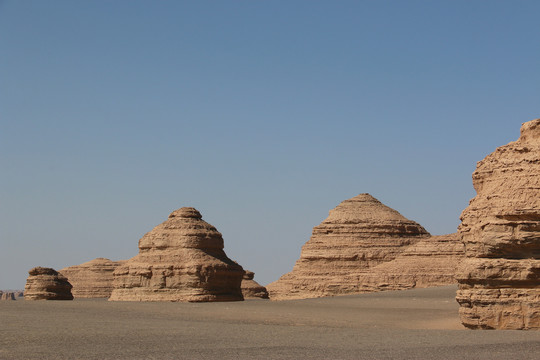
left=1, top=285, right=539, bottom=360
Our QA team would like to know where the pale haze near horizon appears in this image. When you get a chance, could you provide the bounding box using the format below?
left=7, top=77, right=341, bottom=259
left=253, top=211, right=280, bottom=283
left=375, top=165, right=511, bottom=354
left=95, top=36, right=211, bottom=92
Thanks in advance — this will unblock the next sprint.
left=1, top=1, right=539, bottom=289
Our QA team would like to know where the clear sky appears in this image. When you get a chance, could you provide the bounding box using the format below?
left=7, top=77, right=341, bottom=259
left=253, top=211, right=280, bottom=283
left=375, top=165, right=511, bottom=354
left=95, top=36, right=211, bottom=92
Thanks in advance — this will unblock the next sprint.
left=1, top=1, right=539, bottom=289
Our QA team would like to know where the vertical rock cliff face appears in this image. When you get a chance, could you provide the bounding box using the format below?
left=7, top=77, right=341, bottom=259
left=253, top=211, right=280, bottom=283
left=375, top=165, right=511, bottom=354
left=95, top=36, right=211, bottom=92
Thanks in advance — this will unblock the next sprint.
left=109, top=207, right=245, bottom=302
left=267, top=194, right=431, bottom=300
left=241, top=270, right=269, bottom=299
left=456, top=119, right=540, bottom=330
left=24, top=267, right=73, bottom=300
left=60, top=258, right=126, bottom=298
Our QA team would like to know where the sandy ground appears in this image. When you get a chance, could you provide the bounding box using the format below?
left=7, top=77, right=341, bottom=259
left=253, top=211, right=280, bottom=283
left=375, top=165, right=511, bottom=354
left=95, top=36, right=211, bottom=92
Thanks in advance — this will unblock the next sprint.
left=1, top=285, right=538, bottom=359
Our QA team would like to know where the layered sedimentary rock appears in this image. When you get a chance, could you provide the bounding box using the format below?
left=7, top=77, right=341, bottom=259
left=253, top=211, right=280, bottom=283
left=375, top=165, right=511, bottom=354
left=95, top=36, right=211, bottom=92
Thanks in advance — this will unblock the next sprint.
left=60, top=258, right=126, bottom=298
left=356, top=233, right=464, bottom=291
left=267, top=194, right=431, bottom=300
left=109, top=207, right=244, bottom=302
left=241, top=270, right=269, bottom=299
left=1, top=291, right=16, bottom=300
left=24, top=267, right=73, bottom=300
left=456, top=119, right=540, bottom=330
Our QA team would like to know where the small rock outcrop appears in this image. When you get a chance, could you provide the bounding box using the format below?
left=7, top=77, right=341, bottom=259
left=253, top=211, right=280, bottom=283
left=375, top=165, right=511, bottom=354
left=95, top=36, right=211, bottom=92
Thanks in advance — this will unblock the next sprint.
left=109, top=207, right=245, bottom=302
left=0, top=291, right=15, bottom=300
left=1, top=292, right=16, bottom=300
left=60, top=258, right=126, bottom=298
left=241, top=271, right=269, bottom=299
left=456, top=119, right=540, bottom=330
left=267, top=194, right=431, bottom=300
left=24, top=267, right=73, bottom=300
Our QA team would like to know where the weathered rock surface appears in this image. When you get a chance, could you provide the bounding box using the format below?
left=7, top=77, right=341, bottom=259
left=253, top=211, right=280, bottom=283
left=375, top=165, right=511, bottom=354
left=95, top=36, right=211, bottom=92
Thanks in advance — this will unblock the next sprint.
left=355, top=233, right=464, bottom=291
left=1, top=291, right=16, bottom=300
left=24, top=267, right=73, bottom=300
left=60, top=258, right=127, bottom=298
left=456, top=119, right=540, bottom=330
left=267, top=194, right=431, bottom=300
left=109, top=207, right=245, bottom=302
left=241, top=270, right=269, bottom=299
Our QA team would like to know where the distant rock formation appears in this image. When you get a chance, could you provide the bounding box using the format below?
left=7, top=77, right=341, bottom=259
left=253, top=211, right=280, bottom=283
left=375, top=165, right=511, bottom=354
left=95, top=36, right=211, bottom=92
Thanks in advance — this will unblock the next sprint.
left=456, top=119, right=540, bottom=330
left=241, top=270, right=269, bottom=299
left=109, top=207, right=245, bottom=302
left=24, top=267, right=73, bottom=300
left=267, top=194, right=431, bottom=300
left=60, top=258, right=127, bottom=298
left=356, top=233, right=464, bottom=291
left=1, top=291, right=16, bottom=300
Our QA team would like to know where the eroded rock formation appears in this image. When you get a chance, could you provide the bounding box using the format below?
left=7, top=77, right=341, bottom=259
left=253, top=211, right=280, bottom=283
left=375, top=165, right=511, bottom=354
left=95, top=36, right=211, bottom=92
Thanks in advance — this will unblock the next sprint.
left=1, top=291, right=16, bottom=300
left=241, top=270, right=269, bottom=299
left=356, top=233, right=464, bottom=291
left=24, top=267, right=73, bottom=300
left=456, top=119, right=540, bottom=330
left=109, top=207, right=244, bottom=302
left=267, top=194, right=431, bottom=300
left=60, top=258, right=126, bottom=298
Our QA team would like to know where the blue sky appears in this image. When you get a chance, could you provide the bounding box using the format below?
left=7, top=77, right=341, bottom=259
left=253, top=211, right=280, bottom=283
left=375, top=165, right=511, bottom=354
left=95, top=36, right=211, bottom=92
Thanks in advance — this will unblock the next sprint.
left=1, top=1, right=539, bottom=289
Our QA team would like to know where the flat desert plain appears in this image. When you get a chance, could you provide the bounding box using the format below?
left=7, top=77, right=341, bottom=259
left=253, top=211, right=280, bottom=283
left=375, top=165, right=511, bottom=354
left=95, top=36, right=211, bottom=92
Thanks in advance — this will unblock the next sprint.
left=1, top=286, right=538, bottom=359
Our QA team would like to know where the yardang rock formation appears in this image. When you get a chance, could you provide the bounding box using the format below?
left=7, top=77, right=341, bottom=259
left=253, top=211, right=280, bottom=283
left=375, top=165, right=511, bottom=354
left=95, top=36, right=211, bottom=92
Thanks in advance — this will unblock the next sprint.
left=267, top=194, right=435, bottom=300
left=60, top=258, right=126, bottom=298
left=24, top=267, right=73, bottom=300
left=356, top=233, right=464, bottom=292
left=241, top=270, right=269, bottom=299
left=109, top=207, right=245, bottom=302
left=456, top=119, right=540, bottom=330
left=1, top=291, right=16, bottom=300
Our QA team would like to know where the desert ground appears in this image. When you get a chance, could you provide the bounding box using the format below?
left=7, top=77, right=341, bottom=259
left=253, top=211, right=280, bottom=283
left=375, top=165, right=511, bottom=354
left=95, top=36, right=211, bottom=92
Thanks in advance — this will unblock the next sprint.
left=1, top=286, right=538, bottom=360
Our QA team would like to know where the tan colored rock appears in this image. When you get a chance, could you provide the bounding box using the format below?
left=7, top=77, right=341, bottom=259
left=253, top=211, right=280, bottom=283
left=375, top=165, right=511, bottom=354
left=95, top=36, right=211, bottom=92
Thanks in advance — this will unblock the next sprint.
left=267, top=194, right=430, bottom=300
left=356, top=233, right=464, bottom=292
left=1, top=291, right=16, bottom=300
left=456, top=119, right=540, bottom=330
left=24, top=267, right=73, bottom=300
left=109, top=207, right=244, bottom=302
left=60, top=258, right=127, bottom=298
left=241, top=270, right=269, bottom=299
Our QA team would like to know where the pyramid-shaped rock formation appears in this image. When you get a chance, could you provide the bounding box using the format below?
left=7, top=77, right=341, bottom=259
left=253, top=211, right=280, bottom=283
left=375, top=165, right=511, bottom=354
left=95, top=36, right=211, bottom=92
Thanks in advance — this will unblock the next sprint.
left=356, top=233, right=464, bottom=292
left=109, top=207, right=245, bottom=302
left=241, top=270, right=269, bottom=299
left=267, top=194, right=431, bottom=300
left=24, top=267, right=73, bottom=300
left=60, top=258, right=127, bottom=298
left=456, top=119, right=540, bottom=330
